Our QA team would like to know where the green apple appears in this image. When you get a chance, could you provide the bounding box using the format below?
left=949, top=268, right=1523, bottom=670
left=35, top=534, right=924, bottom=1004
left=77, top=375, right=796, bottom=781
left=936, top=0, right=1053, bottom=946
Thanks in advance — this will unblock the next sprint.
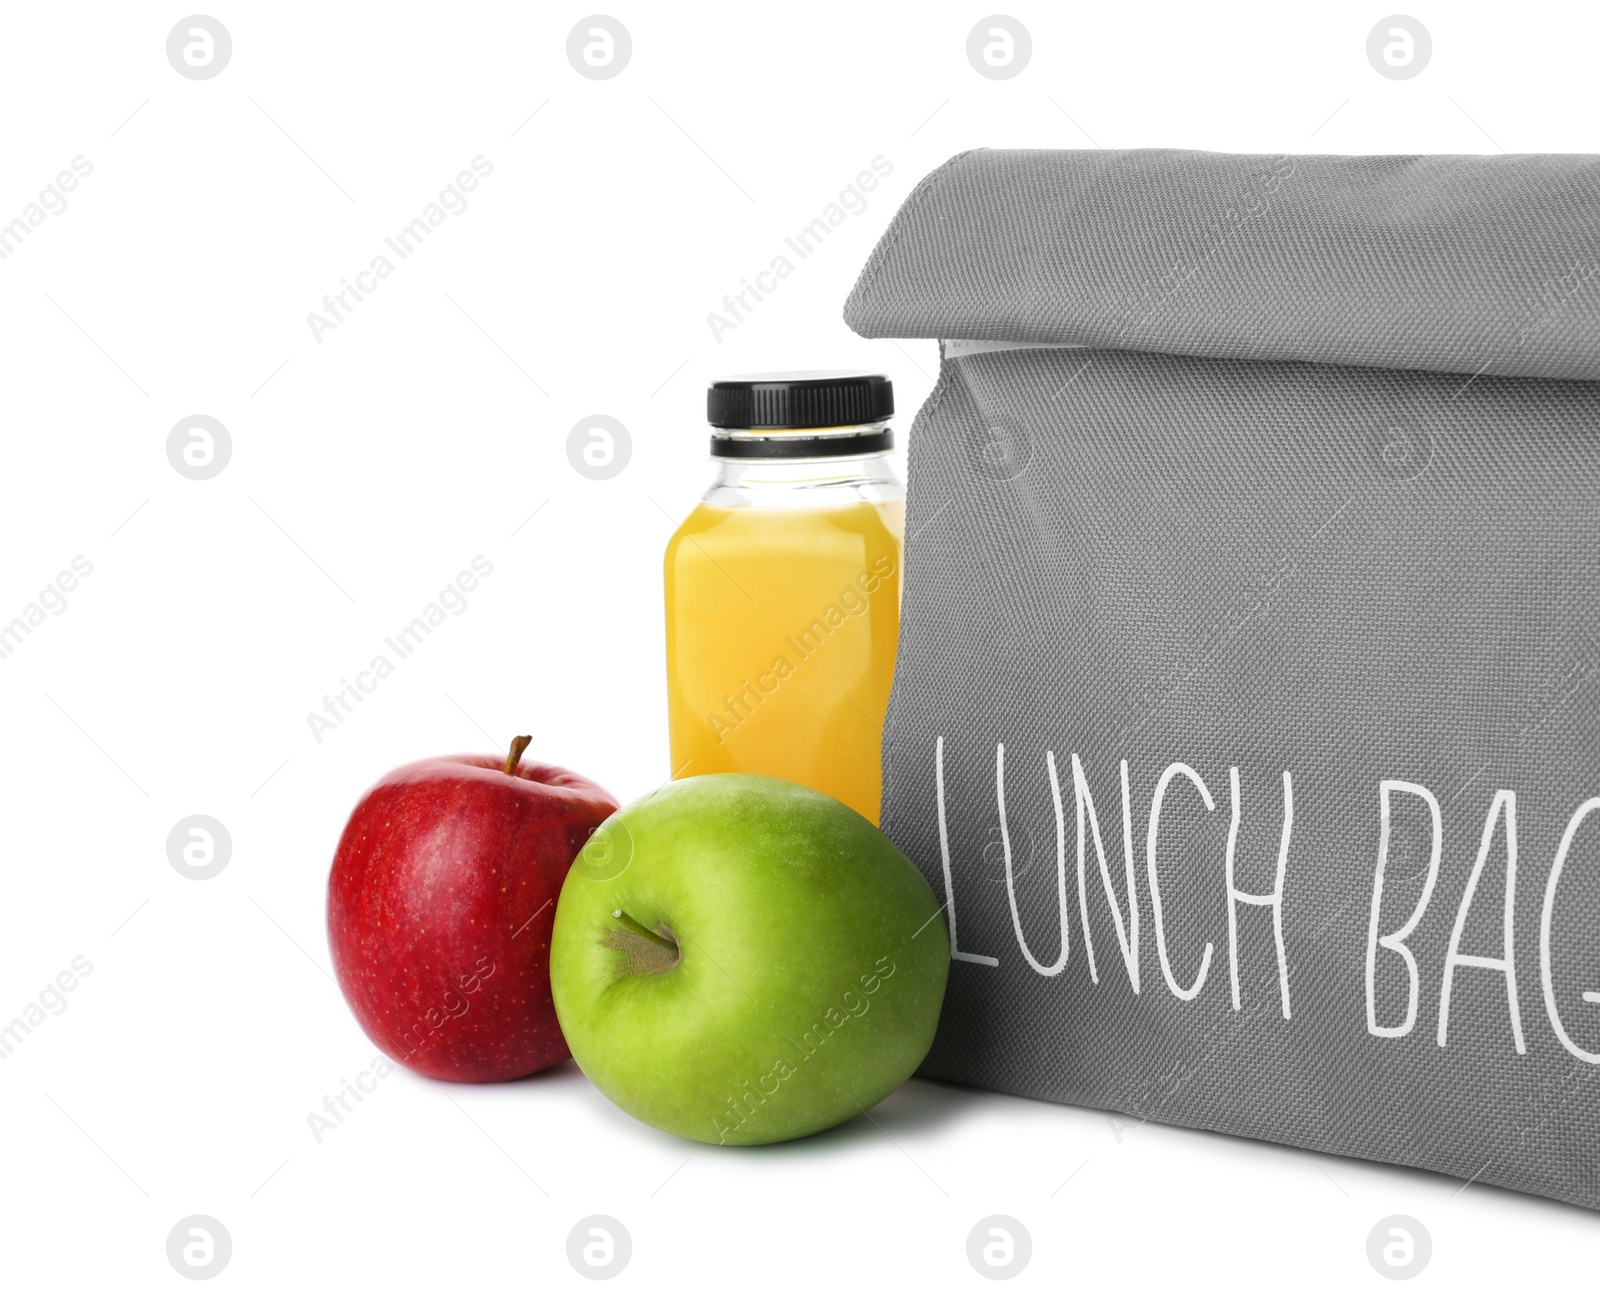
left=549, top=774, right=950, bottom=1145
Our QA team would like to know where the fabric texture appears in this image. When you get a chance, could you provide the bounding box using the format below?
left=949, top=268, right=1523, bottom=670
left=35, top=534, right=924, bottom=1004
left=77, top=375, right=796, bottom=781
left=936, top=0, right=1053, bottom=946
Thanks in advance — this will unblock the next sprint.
left=846, top=148, right=1600, bottom=1211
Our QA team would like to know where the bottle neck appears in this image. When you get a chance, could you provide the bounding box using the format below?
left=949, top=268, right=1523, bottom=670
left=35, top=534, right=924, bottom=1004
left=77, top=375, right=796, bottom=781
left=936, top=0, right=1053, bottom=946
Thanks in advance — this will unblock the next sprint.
left=702, top=448, right=902, bottom=509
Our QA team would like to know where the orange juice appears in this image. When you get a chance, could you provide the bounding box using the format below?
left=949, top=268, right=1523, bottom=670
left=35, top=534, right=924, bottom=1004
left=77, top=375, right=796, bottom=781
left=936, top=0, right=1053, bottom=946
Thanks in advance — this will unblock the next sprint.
left=665, top=498, right=903, bottom=819
left=665, top=372, right=903, bottom=821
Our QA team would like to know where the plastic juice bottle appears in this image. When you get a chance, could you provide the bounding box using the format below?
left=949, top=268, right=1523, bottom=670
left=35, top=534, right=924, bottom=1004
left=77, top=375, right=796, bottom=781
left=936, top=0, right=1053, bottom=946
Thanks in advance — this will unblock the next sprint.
left=664, top=372, right=904, bottom=822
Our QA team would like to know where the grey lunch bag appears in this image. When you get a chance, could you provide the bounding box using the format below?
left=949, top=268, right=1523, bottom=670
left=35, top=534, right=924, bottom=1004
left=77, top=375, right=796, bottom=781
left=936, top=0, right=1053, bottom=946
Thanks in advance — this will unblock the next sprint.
left=846, top=148, right=1600, bottom=1211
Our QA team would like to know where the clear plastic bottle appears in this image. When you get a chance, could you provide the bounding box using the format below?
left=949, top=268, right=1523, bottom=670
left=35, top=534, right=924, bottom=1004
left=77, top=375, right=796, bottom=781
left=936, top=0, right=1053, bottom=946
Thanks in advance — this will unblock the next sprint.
left=663, top=373, right=904, bottom=822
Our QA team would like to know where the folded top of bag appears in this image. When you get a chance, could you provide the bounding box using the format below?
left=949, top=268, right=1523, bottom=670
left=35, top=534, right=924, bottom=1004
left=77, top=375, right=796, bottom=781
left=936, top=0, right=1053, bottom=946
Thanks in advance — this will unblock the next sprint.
left=845, top=148, right=1600, bottom=382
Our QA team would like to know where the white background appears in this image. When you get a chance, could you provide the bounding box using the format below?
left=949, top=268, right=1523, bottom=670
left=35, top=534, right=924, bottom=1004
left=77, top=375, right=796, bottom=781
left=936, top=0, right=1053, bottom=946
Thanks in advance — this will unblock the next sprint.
left=2, top=1, right=1597, bottom=1290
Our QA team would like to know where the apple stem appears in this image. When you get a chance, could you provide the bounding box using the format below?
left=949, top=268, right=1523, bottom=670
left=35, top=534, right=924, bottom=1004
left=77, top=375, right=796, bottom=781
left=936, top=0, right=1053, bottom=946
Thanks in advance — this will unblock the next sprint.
left=503, top=734, right=533, bottom=775
left=612, top=909, right=678, bottom=954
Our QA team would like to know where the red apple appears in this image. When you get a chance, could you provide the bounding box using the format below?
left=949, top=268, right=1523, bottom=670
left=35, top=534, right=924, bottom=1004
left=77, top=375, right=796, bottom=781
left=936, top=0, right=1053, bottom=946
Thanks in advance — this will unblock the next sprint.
left=327, top=736, right=618, bottom=1082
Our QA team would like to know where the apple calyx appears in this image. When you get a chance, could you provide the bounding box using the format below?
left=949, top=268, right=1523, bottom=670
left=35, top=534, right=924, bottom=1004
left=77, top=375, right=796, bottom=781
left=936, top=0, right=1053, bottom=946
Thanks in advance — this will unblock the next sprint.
left=603, top=908, right=681, bottom=976
left=503, top=734, right=533, bottom=775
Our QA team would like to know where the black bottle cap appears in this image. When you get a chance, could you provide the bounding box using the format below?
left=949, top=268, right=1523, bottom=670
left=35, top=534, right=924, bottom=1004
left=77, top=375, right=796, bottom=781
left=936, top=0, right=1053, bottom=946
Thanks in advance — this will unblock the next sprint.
left=707, top=371, right=893, bottom=431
